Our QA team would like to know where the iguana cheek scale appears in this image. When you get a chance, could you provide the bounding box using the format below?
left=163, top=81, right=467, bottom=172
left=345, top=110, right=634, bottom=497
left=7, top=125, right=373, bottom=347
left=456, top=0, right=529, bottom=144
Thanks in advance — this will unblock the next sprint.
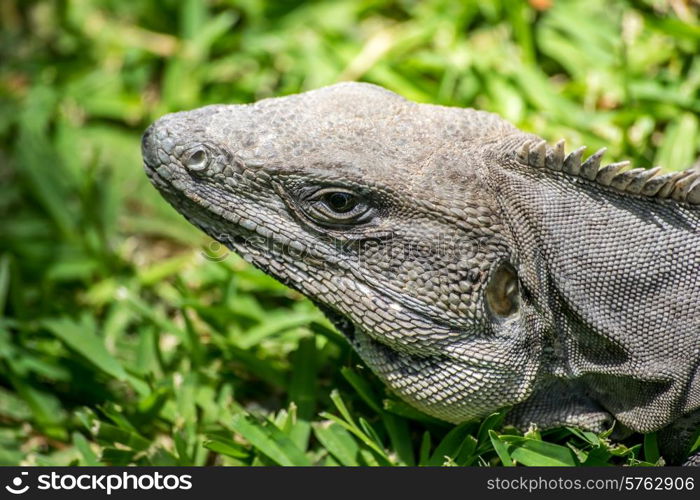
left=142, top=82, right=700, bottom=464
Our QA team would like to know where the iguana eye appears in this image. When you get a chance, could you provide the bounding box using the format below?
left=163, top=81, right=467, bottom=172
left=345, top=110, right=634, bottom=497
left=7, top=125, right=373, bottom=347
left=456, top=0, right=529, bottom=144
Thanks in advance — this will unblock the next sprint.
left=323, top=192, right=358, bottom=213
left=184, top=147, right=209, bottom=171
left=304, top=188, right=374, bottom=225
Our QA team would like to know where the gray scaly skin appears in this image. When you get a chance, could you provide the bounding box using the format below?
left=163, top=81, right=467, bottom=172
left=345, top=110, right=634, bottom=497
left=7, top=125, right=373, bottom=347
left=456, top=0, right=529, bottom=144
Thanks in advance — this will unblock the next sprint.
left=142, top=83, right=700, bottom=464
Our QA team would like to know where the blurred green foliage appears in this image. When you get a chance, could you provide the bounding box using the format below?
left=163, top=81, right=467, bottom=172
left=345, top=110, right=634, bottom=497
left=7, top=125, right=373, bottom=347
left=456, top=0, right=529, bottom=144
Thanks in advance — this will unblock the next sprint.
left=0, top=0, right=698, bottom=466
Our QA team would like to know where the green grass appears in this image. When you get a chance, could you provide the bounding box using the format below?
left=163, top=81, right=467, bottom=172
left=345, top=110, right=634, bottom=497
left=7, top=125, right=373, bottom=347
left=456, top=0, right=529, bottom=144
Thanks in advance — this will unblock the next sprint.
left=1, top=0, right=699, bottom=466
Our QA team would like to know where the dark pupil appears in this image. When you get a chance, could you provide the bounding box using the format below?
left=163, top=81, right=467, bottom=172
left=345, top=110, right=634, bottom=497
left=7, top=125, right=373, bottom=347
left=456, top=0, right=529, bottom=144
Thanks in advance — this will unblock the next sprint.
left=326, top=192, right=356, bottom=213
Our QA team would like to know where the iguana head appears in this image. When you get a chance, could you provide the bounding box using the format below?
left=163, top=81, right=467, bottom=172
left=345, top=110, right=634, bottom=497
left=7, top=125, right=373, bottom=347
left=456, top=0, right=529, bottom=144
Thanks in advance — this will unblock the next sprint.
left=143, top=82, right=700, bottom=440
left=141, top=82, right=546, bottom=422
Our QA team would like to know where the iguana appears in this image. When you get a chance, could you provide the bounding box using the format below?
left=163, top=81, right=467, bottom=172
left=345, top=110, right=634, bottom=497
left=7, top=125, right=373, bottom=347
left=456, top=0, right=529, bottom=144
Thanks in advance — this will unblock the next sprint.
left=141, top=83, right=700, bottom=464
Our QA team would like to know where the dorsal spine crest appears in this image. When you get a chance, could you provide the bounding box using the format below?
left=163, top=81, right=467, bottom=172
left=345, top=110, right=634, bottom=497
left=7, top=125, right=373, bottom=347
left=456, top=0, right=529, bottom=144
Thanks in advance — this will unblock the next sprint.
left=515, top=139, right=700, bottom=205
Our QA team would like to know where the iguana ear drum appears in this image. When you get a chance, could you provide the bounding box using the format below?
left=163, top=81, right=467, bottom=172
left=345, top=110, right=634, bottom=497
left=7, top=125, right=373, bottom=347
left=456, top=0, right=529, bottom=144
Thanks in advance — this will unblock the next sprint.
left=484, top=262, right=520, bottom=320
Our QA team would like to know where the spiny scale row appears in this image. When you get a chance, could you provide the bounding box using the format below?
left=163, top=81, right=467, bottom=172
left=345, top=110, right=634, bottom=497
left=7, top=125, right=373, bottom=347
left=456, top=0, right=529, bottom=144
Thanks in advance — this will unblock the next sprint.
left=515, top=139, right=700, bottom=205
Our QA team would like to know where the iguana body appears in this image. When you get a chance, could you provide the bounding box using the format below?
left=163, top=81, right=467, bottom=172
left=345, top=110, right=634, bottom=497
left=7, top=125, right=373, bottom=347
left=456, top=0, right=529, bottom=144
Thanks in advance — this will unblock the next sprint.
left=142, top=83, right=700, bottom=463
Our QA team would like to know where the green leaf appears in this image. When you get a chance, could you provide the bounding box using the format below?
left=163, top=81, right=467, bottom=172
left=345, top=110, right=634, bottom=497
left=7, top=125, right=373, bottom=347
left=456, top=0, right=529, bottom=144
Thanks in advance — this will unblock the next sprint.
left=359, top=417, right=385, bottom=452
left=382, top=412, right=414, bottom=466
left=101, top=448, right=137, bottom=466
left=498, top=435, right=578, bottom=466
left=580, top=446, right=613, bottom=466
left=73, top=432, right=101, bottom=466
left=237, top=311, right=320, bottom=349
left=383, top=399, right=449, bottom=426
left=643, top=432, right=660, bottom=464
left=288, top=336, right=318, bottom=427
left=476, top=411, right=506, bottom=450
left=312, top=421, right=360, bottom=466
left=230, top=414, right=311, bottom=466
left=687, top=427, right=700, bottom=456
left=319, top=411, right=391, bottom=464
left=203, top=434, right=249, bottom=460
left=454, top=435, right=479, bottom=466
left=418, top=431, right=432, bottom=466
left=341, top=367, right=382, bottom=413
left=489, top=430, right=514, bottom=467
left=92, top=421, right=151, bottom=452
left=655, top=113, right=698, bottom=171
left=5, top=371, right=66, bottom=439
left=427, top=422, right=474, bottom=466
left=42, top=316, right=127, bottom=381
left=328, top=389, right=357, bottom=428
left=565, top=426, right=601, bottom=446
left=0, top=385, right=32, bottom=420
